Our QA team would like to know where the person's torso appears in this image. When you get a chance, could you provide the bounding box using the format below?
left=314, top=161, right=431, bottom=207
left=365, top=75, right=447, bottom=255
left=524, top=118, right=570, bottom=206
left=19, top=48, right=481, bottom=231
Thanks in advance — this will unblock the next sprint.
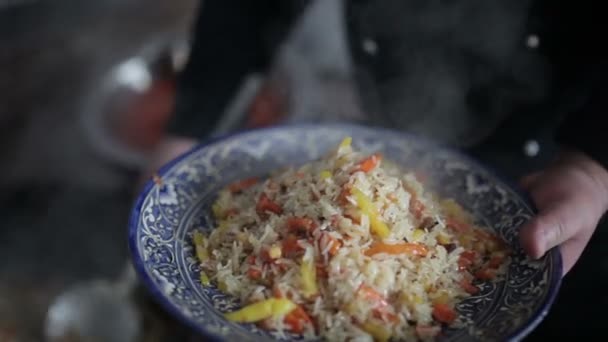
left=260, top=0, right=604, bottom=149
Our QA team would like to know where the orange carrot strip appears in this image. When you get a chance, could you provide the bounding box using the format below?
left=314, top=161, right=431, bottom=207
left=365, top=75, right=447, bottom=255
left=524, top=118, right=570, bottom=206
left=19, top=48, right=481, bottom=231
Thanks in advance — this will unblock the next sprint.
left=284, top=305, right=313, bottom=334
left=228, top=177, right=258, bottom=193
left=365, top=242, right=428, bottom=257
left=357, top=153, right=382, bottom=173
left=358, top=285, right=389, bottom=308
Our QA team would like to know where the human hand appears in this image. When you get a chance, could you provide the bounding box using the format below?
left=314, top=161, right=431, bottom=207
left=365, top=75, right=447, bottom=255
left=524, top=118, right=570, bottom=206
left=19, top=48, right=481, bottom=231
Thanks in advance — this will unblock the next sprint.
left=519, top=149, right=608, bottom=275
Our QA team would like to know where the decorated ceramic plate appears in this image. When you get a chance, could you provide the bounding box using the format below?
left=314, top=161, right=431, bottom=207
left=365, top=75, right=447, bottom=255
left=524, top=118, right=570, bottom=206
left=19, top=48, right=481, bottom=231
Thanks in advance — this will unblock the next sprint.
left=128, top=123, right=561, bottom=341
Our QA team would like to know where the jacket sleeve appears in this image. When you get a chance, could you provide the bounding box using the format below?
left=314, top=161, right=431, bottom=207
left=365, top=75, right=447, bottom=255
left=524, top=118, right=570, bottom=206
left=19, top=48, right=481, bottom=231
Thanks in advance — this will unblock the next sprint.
left=555, top=83, right=608, bottom=170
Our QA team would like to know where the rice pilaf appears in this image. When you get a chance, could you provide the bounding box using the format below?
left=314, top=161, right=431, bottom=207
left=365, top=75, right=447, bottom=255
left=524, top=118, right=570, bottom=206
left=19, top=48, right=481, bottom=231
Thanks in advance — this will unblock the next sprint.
left=192, top=137, right=510, bottom=341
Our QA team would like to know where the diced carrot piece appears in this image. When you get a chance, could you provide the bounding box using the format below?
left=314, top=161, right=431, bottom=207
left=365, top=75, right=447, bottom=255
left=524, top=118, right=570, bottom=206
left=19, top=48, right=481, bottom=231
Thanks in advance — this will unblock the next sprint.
left=458, top=257, right=472, bottom=271
left=338, top=184, right=352, bottom=205
left=458, top=250, right=476, bottom=271
left=274, top=259, right=289, bottom=272
left=384, top=312, right=399, bottom=323
left=488, top=254, right=505, bottom=269
left=287, top=217, right=317, bottom=235
left=273, top=285, right=283, bottom=298
left=461, top=250, right=477, bottom=261
left=228, top=177, right=258, bottom=193
left=446, top=217, right=470, bottom=232
left=475, top=268, right=497, bottom=280
left=282, top=235, right=304, bottom=258
left=284, top=306, right=313, bottom=334
left=247, top=267, right=262, bottom=280
left=459, top=278, right=479, bottom=295
left=432, top=303, right=457, bottom=324
left=259, top=249, right=273, bottom=263
left=256, top=193, right=283, bottom=216
left=409, top=197, right=425, bottom=220
left=328, top=238, right=342, bottom=257
left=357, top=153, right=382, bottom=173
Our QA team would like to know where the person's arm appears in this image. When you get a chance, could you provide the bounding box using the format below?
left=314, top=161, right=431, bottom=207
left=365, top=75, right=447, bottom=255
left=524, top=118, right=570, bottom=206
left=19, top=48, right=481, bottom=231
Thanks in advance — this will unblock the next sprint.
left=167, top=0, right=305, bottom=140
left=138, top=0, right=306, bottom=189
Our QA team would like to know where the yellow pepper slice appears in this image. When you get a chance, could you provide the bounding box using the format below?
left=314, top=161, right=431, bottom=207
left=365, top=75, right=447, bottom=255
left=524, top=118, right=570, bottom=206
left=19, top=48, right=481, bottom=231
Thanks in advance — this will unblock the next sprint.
left=193, top=231, right=209, bottom=262
left=320, top=170, right=332, bottom=180
left=352, top=188, right=390, bottom=239
left=335, top=136, right=353, bottom=160
left=200, top=271, right=210, bottom=286
left=432, top=290, right=451, bottom=305
left=339, top=136, right=352, bottom=149
left=300, top=258, right=318, bottom=298
left=218, top=220, right=229, bottom=231
left=412, top=229, right=425, bottom=242
left=224, top=298, right=297, bottom=323
left=399, top=291, right=424, bottom=307
left=361, top=321, right=391, bottom=342
left=269, top=244, right=282, bottom=259
left=218, top=280, right=228, bottom=292
left=441, top=198, right=471, bottom=222
left=436, top=232, right=451, bottom=245
left=212, top=201, right=223, bottom=219
left=335, top=156, right=350, bottom=169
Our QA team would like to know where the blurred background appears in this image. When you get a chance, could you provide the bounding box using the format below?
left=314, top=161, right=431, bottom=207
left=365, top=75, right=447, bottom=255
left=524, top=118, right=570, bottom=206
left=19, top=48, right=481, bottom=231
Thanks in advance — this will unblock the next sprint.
left=0, top=0, right=606, bottom=341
